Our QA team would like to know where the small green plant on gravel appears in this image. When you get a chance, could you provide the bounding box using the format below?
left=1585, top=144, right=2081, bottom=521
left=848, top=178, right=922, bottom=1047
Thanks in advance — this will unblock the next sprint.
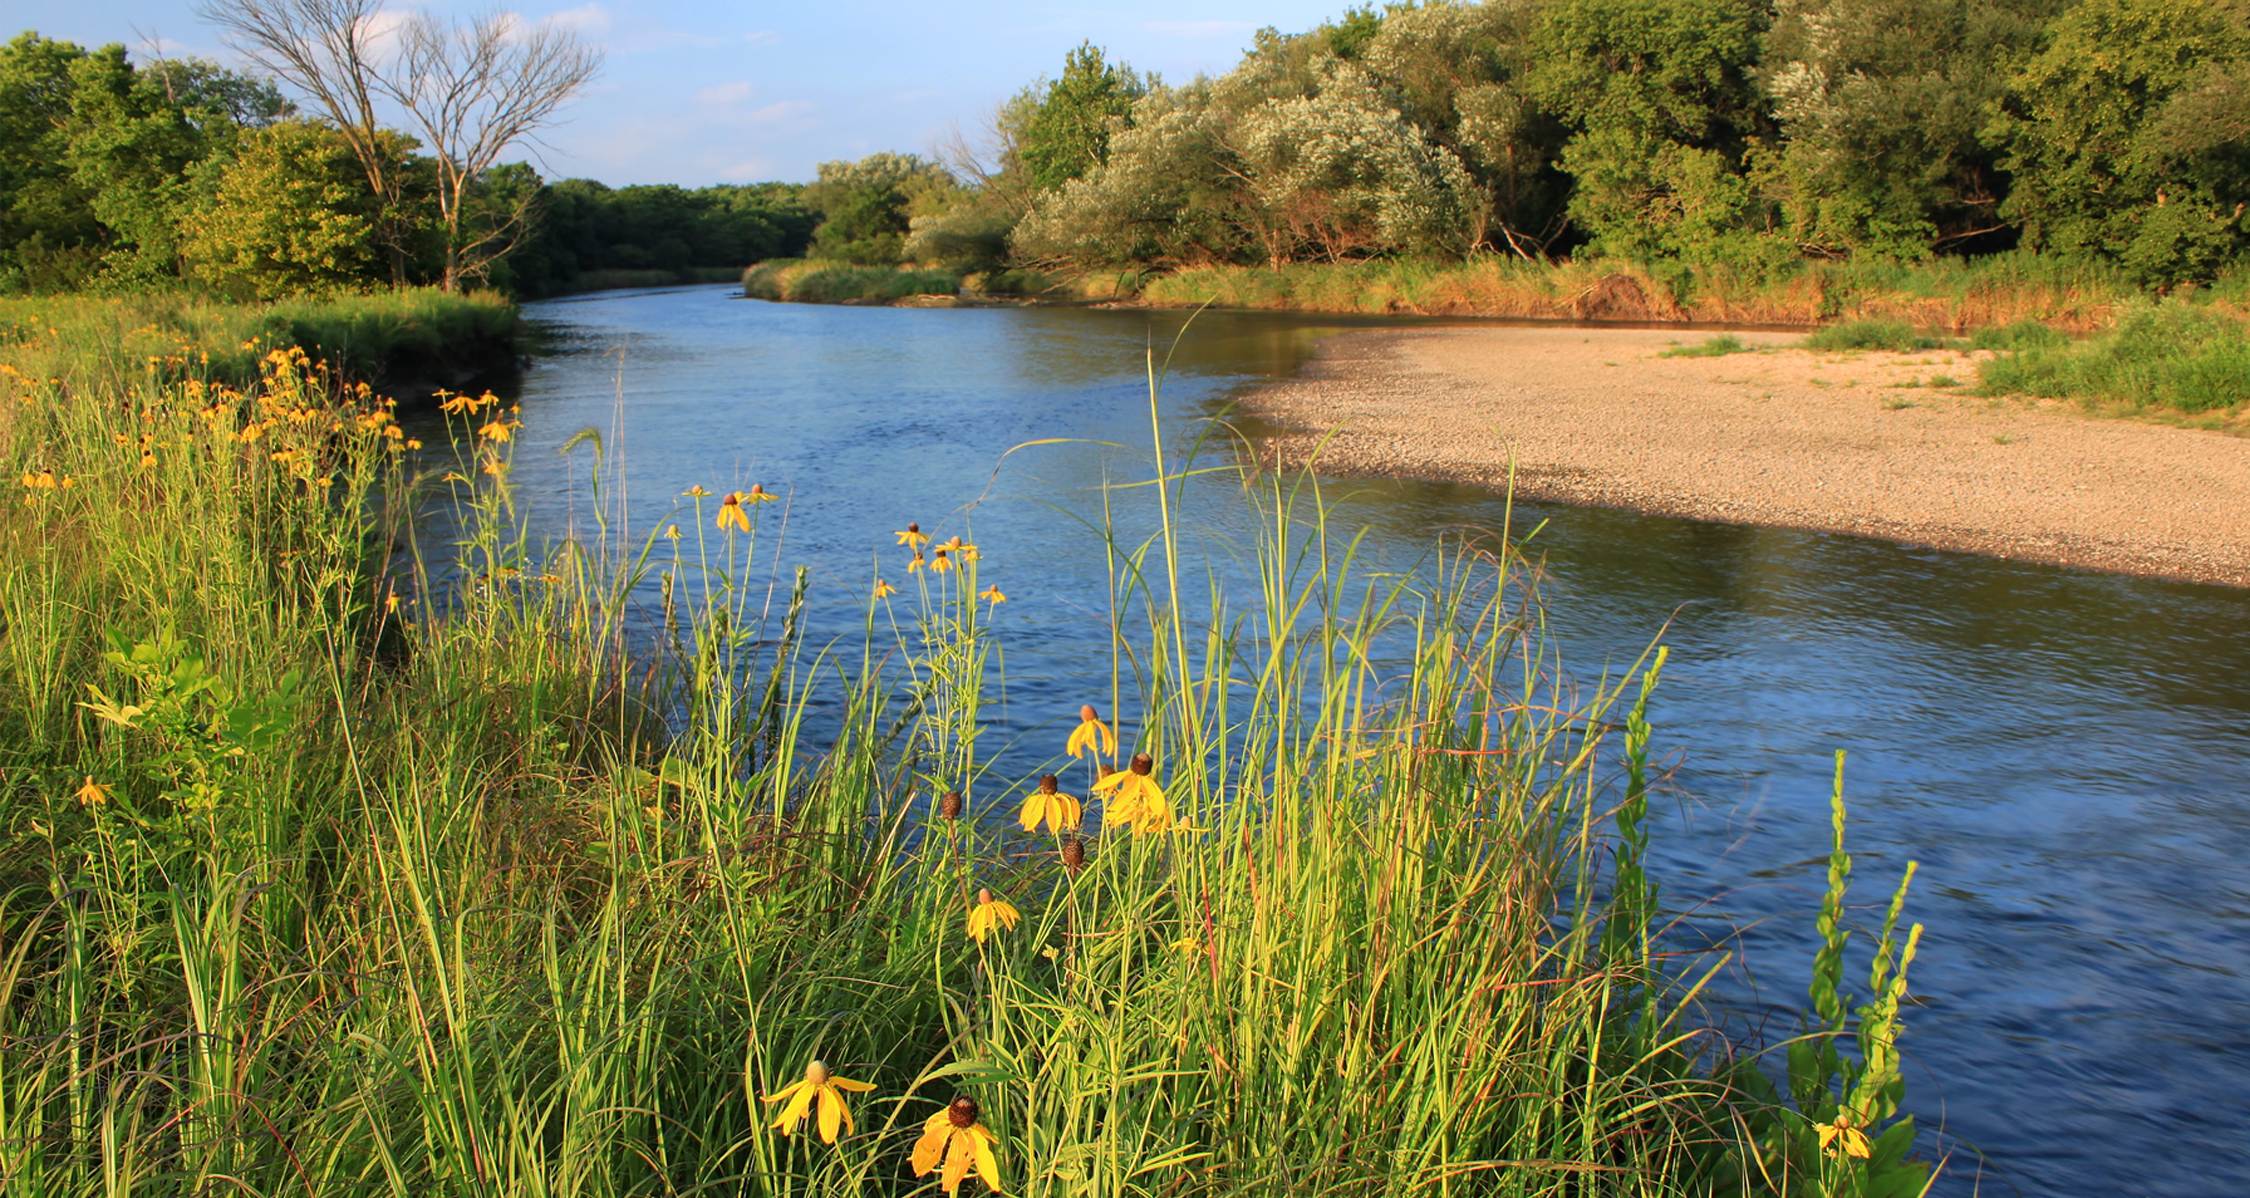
left=1661, top=333, right=1754, bottom=358
left=1805, top=320, right=1953, bottom=354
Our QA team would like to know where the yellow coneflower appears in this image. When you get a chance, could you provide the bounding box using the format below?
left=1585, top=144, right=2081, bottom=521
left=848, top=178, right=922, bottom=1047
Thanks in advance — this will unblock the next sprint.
left=683, top=485, right=712, bottom=498
left=908, top=550, right=928, bottom=574
left=745, top=483, right=776, bottom=504
left=1018, top=774, right=1081, bottom=835
left=938, top=535, right=981, bottom=563
left=978, top=585, right=1006, bottom=606
left=477, top=418, right=518, bottom=443
left=1066, top=705, right=1116, bottom=759
left=1095, top=753, right=1172, bottom=834
left=895, top=521, right=930, bottom=549
left=762, top=1059, right=875, bottom=1143
left=664, top=524, right=682, bottom=541
left=716, top=492, right=754, bottom=532
left=20, top=469, right=57, bottom=490
left=1815, top=1110, right=1872, bottom=1160
left=439, top=391, right=477, bottom=415
left=1172, top=936, right=1203, bottom=958
left=966, top=888, right=1019, bottom=944
left=911, top=1096, right=1002, bottom=1195
left=929, top=548, right=955, bottom=574
left=74, top=777, right=109, bottom=807
left=873, top=578, right=897, bottom=600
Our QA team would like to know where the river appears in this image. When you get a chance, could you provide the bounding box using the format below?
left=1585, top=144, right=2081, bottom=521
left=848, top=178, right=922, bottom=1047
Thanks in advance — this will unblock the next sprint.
left=484, top=284, right=2250, bottom=1198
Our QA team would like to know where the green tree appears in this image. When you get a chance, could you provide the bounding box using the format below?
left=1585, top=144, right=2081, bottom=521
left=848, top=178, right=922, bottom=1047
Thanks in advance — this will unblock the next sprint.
left=1756, top=0, right=2064, bottom=260
left=1529, top=0, right=1778, bottom=266
left=1994, top=0, right=2250, bottom=283
left=804, top=153, right=951, bottom=265
left=1013, top=43, right=1148, bottom=194
left=0, top=34, right=102, bottom=290
left=177, top=118, right=393, bottom=299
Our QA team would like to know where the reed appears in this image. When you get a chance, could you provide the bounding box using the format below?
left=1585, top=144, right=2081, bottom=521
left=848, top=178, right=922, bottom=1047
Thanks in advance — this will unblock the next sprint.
left=0, top=315, right=1933, bottom=1195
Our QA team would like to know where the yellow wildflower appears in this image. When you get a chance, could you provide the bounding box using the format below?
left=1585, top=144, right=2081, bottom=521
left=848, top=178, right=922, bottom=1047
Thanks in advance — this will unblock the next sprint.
left=481, top=456, right=507, bottom=477
left=907, top=550, right=928, bottom=574
left=74, top=777, right=110, bottom=807
left=683, top=484, right=711, bottom=498
left=762, top=1059, right=876, bottom=1143
left=1095, top=753, right=1172, bottom=834
left=873, top=578, right=897, bottom=600
left=477, top=418, right=518, bottom=443
left=664, top=524, right=681, bottom=541
left=1066, top=704, right=1116, bottom=759
left=716, top=492, right=754, bottom=532
left=405, top=439, right=423, bottom=450
left=966, top=888, right=1019, bottom=944
left=978, top=585, right=1006, bottom=605
left=1172, top=937, right=1203, bottom=958
left=938, top=535, right=980, bottom=563
left=894, top=521, right=929, bottom=549
left=911, top=1097, right=1002, bottom=1195
left=744, top=482, right=776, bottom=504
left=439, top=391, right=475, bottom=414
left=1017, top=774, right=1081, bottom=836
left=20, top=469, right=57, bottom=490
left=1815, top=1110, right=1873, bottom=1160
left=929, top=548, right=955, bottom=573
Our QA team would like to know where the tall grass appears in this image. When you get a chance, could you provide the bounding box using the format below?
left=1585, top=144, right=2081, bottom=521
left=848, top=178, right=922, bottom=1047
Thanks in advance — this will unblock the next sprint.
left=0, top=322, right=1934, bottom=1195
left=1133, top=253, right=2142, bottom=330
left=0, top=289, right=517, bottom=398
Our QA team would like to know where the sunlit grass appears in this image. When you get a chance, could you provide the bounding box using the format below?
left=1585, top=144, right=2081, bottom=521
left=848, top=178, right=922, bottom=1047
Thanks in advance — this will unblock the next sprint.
left=0, top=316, right=1934, bottom=1195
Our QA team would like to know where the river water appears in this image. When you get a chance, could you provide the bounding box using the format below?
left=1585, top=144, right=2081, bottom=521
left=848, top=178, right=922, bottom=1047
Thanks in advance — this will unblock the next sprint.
left=488, top=284, right=2250, bottom=1198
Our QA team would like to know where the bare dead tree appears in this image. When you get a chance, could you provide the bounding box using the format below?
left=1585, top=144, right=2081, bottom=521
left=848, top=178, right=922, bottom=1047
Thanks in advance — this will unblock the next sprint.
left=196, top=0, right=413, bottom=283
left=383, top=12, right=600, bottom=291
left=200, top=0, right=600, bottom=291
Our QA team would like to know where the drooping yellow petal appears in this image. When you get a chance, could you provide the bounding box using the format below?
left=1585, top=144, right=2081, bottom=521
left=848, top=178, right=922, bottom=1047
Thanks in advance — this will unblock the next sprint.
left=817, top=1084, right=846, bottom=1143
left=769, top=1081, right=817, bottom=1134
left=941, top=1130, right=974, bottom=1193
left=761, top=1079, right=806, bottom=1105
left=911, top=1113, right=949, bottom=1176
left=970, top=1125, right=1002, bottom=1192
left=1018, top=793, right=1047, bottom=832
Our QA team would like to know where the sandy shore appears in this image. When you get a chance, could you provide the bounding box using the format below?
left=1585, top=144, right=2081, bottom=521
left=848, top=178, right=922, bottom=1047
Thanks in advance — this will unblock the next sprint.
left=1242, top=325, right=2250, bottom=587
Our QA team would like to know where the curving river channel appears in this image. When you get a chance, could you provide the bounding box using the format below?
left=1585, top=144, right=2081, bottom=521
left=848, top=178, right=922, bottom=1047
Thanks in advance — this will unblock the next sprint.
left=475, top=284, right=2249, bottom=1198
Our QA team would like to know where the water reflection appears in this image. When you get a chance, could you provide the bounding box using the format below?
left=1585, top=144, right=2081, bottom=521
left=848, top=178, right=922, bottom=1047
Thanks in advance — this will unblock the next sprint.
left=478, top=285, right=2248, bottom=1198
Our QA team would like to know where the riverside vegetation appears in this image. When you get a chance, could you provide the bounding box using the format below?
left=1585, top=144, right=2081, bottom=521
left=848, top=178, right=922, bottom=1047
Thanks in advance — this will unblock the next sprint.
left=0, top=305, right=1936, bottom=1194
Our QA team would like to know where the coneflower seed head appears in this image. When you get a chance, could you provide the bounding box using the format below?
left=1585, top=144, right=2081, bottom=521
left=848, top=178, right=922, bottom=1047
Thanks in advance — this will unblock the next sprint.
left=1038, top=774, right=1059, bottom=794
left=805, top=1060, right=829, bottom=1084
left=977, top=888, right=993, bottom=905
left=940, top=790, right=963, bottom=820
left=948, top=1096, right=980, bottom=1128
left=1061, top=837, right=1085, bottom=873
left=1130, top=752, right=1153, bottom=776
left=1080, top=704, right=1098, bottom=722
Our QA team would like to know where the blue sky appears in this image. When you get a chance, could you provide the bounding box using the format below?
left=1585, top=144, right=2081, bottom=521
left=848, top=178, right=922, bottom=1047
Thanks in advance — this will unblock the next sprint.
left=14, top=1, right=1350, bottom=185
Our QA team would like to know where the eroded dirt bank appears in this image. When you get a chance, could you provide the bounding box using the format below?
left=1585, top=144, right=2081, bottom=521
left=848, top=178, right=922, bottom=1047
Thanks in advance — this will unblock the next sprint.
left=1243, top=325, right=2250, bottom=587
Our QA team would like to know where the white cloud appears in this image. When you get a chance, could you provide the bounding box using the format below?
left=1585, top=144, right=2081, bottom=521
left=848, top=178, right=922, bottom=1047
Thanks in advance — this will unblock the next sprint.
left=745, top=100, right=815, bottom=125
left=549, top=4, right=613, bottom=35
left=1143, top=20, right=1256, bottom=38
left=743, top=30, right=780, bottom=46
left=696, top=80, right=757, bottom=105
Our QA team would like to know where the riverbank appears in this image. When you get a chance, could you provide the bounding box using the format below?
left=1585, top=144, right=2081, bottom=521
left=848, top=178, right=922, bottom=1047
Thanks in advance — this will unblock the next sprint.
left=0, top=290, right=518, bottom=402
left=1242, top=324, right=2250, bottom=587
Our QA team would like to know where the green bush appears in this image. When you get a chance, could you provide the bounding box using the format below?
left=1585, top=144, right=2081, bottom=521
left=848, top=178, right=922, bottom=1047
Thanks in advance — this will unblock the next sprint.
left=1803, top=318, right=1948, bottom=352
left=1659, top=333, right=1752, bottom=357
left=741, top=260, right=962, bottom=304
left=1979, top=300, right=2250, bottom=413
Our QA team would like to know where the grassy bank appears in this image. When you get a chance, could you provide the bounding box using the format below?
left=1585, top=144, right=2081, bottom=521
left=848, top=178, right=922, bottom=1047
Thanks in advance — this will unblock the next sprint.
left=0, top=322, right=1934, bottom=1193
left=0, top=289, right=518, bottom=398
left=744, top=259, right=966, bottom=304
left=1133, top=254, right=2187, bottom=330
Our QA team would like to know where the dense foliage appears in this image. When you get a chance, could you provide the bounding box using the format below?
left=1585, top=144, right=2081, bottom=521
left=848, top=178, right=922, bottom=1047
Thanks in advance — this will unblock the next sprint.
left=0, top=31, right=813, bottom=298
left=985, top=0, right=2250, bottom=286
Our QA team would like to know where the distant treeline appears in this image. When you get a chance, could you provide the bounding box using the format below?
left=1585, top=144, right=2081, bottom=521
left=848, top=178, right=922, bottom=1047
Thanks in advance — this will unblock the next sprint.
left=798, top=0, right=2250, bottom=293
left=0, top=31, right=815, bottom=298
left=10, top=0, right=2250, bottom=301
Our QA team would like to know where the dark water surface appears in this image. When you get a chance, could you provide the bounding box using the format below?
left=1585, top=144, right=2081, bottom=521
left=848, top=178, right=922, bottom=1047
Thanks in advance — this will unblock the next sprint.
left=488, top=285, right=2250, bottom=1198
